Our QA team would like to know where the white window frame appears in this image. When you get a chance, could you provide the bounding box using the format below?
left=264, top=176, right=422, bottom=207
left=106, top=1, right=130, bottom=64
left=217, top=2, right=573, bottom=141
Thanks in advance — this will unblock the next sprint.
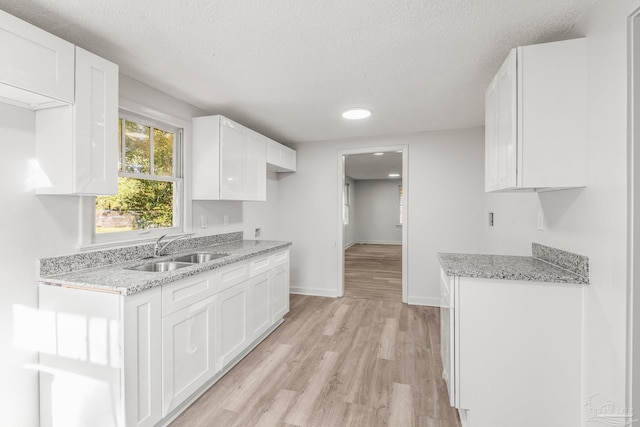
left=79, top=102, right=192, bottom=249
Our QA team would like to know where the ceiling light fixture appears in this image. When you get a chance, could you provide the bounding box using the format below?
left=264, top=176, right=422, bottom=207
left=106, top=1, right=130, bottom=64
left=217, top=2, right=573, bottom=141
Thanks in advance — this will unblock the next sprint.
left=342, top=108, right=371, bottom=120
left=389, top=173, right=400, bottom=178
left=373, top=152, right=384, bottom=156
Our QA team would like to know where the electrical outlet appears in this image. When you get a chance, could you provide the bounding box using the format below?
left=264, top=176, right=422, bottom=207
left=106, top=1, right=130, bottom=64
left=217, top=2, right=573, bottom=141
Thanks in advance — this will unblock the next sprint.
left=255, top=227, right=261, bottom=238
left=537, top=211, right=545, bottom=231
left=224, top=215, right=229, bottom=225
left=200, top=215, right=208, bottom=229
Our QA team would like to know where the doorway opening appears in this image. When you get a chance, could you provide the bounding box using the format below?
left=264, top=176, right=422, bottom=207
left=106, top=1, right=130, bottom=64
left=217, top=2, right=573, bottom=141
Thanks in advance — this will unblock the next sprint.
left=337, top=146, right=408, bottom=303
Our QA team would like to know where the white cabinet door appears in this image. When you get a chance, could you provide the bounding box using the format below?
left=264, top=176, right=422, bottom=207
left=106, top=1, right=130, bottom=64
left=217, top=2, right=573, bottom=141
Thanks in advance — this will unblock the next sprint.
left=217, top=281, right=250, bottom=367
left=269, top=263, right=290, bottom=323
left=0, top=9, right=74, bottom=109
left=495, top=49, right=517, bottom=191
left=124, top=287, right=163, bottom=427
left=219, top=117, right=246, bottom=199
left=266, top=138, right=296, bottom=173
left=484, top=38, right=587, bottom=192
left=193, top=115, right=267, bottom=201
left=249, top=273, right=271, bottom=339
left=35, top=46, right=119, bottom=195
left=162, top=295, right=218, bottom=416
left=243, top=130, right=266, bottom=200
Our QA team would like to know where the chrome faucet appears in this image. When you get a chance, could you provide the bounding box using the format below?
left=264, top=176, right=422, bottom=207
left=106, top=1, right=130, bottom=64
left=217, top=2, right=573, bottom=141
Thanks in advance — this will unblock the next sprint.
left=153, top=234, right=192, bottom=257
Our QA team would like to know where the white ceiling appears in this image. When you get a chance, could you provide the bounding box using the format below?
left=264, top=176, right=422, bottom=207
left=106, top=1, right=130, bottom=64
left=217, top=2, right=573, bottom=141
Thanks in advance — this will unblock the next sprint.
left=0, top=0, right=594, bottom=144
left=346, top=152, right=403, bottom=180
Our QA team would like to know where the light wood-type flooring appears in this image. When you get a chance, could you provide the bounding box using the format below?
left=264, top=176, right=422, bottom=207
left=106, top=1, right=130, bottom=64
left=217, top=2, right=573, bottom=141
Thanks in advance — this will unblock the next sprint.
left=170, top=293, right=461, bottom=427
left=344, top=244, right=402, bottom=302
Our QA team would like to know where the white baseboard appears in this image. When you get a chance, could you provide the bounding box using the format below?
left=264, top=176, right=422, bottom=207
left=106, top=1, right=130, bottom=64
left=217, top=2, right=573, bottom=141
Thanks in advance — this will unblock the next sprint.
left=344, top=241, right=356, bottom=250
left=290, top=286, right=339, bottom=298
left=354, top=240, right=402, bottom=245
left=408, top=295, right=441, bottom=307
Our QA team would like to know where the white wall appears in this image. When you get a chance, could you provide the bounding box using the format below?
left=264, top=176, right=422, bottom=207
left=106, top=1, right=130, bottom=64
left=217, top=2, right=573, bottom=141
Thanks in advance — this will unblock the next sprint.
left=481, top=0, right=638, bottom=421
left=278, top=127, right=485, bottom=303
left=343, top=177, right=356, bottom=248
left=0, top=103, right=80, bottom=426
left=353, top=179, right=402, bottom=244
left=0, top=75, right=283, bottom=425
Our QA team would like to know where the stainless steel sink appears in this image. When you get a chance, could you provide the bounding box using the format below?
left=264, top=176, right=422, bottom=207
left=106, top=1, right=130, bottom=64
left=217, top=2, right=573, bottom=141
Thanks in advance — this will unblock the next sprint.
left=172, top=253, right=229, bottom=263
left=126, top=261, right=193, bottom=272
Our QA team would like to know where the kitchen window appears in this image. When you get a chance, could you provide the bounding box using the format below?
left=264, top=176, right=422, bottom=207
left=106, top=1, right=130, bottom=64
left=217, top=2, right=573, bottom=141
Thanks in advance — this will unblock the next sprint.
left=93, top=112, right=183, bottom=242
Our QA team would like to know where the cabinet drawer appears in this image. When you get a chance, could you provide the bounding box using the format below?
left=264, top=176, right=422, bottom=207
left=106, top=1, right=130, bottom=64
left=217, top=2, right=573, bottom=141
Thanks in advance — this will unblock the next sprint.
left=218, top=261, right=250, bottom=292
left=271, top=250, right=289, bottom=267
left=162, top=271, right=218, bottom=316
left=250, top=250, right=289, bottom=277
left=250, top=254, right=272, bottom=277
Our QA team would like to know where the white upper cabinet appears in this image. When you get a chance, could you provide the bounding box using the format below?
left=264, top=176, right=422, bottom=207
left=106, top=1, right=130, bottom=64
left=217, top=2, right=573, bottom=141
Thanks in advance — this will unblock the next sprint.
left=35, top=47, right=119, bottom=195
left=0, top=9, right=74, bottom=109
left=266, top=138, right=296, bottom=172
left=193, top=115, right=267, bottom=201
left=485, top=38, right=588, bottom=192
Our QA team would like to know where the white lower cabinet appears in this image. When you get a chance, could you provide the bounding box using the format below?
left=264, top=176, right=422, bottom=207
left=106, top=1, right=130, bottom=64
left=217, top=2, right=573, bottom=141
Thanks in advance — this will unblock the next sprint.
left=38, top=284, right=163, bottom=427
left=217, top=280, right=251, bottom=367
left=123, top=288, right=163, bottom=427
left=441, top=272, right=582, bottom=427
left=249, top=273, right=271, bottom=339
left=161, top=295, right=218, bottom=416
left=39, top=248, right=290, bottom=426
left=269, top=264, right=290, bottom=323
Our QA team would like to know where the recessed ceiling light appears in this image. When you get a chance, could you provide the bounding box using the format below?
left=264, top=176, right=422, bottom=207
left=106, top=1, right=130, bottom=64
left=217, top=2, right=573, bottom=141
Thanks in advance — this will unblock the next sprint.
left=373, top=152, right=384, bottom=156
left=342, top=108, right=371, bottom=120
left=389, top=173, right=400, bottom=178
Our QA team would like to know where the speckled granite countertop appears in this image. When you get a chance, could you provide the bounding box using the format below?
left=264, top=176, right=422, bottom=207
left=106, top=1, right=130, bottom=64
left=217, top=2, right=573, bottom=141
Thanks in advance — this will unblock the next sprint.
left=438, top=243, right=589, bottom=285
left=40, top=239, right=292, bottom=295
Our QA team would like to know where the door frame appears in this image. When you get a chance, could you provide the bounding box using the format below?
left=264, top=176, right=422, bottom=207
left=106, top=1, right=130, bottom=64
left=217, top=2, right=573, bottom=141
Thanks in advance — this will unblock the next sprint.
left=628, top=6, right=640, bottom=421
left=336, top=145, right=409, bottom=303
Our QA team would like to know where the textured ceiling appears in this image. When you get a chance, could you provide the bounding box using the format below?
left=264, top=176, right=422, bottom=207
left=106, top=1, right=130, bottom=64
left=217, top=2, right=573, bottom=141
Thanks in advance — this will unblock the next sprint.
left=346, top=152, right=403, bottom=180
left=0, top=0, right=594, bottom=144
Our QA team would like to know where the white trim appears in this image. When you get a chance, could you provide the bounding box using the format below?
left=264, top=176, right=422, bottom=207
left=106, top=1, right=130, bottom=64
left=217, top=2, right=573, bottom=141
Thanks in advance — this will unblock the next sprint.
left=353, top=240, right=402, bottom=245
left=407, top=296, right=441, bottom=307
left=290, top=286, right=339, bottom=298
left=628, top=7, right=640, bottom=424
left=337, top=145, right=409, bottom=303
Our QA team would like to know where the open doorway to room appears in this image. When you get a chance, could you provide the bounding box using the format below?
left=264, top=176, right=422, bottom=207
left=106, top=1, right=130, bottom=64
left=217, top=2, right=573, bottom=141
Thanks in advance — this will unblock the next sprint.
left=337, top=146, right=408, bottom=302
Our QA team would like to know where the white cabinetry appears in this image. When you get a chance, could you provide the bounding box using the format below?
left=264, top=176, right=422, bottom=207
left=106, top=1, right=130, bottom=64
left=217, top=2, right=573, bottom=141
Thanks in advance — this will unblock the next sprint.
left=218, top=280, right=250, bottom=366
left=38, top=284, right=163, bottom=427
left=248, top=273, right=271, bottom=339
left=39, top=247, right=290, bottom=426
left=161, top=295, right=218, bottom=416
left=440, top=271, right=582, bottom=427
left=266, top=138, right=297, bottom=172
left=484, top=38, right=587, bottom=192
left=0, top=9, right=74, bottom=109
left=35, top=46, right=119, bottom=195
left=192, top=115, right=266, bottom=201
left=269, top=263, right=290, bottom=323
left=123, top=287, right=163, bottom=427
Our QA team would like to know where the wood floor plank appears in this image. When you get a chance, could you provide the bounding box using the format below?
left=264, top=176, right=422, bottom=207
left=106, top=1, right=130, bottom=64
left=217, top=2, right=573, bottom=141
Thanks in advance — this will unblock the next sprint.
left=284, top=350, right=341, bottom=426
left=389, top=382, right=414, bottom=427
left=222, top=344, right=293, bottom=411
left=378, top=317, right=399, bottom=360
left=322, top=303, right=350, bottom=336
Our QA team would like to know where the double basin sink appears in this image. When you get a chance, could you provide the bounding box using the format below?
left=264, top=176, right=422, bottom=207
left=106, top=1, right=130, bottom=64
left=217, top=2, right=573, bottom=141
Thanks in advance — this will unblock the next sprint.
left=126, top=252, right=229, bottom=272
